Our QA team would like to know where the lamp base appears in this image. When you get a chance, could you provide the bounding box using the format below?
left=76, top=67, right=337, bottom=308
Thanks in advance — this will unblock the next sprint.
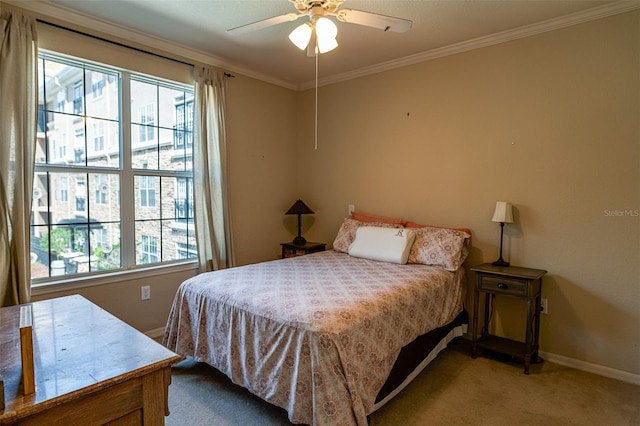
left=292, top=236, right=307, bottom=245
left=492, top=258, right=510, bottom=267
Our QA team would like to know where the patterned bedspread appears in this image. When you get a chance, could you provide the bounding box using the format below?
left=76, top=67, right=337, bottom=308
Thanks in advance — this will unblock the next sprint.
left=163, top=250, right=465, bottom=425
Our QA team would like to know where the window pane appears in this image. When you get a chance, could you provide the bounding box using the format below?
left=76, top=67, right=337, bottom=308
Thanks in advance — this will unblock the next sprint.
left=86, top=70, right=118, bottom=120
left=159, top=127, right=192, bottom=172
left=135, top=175, right=160, bottom=219
left=89, top=173, right=120, bottom=222
left=131, top=80, right=157, bottom=125
left=158, top=85, right=184, bottom=128
left=131, top=125, right=159, bottom=169
left=42, top=58, right=85, bottom=116
left=86, top=118, right=119, bottom=167
left=91, top=223, right=121, bottom=272
left=33, top=171, right=87, bottom=216
left=32, top=173, right=49, bottom=224
left=165, top=175, right=195, bottom=263
left=170, top=95, right=193, bottom=172
left=163, top=219, right=196, bottom=263
left=30, top=225, right=49, bottom=279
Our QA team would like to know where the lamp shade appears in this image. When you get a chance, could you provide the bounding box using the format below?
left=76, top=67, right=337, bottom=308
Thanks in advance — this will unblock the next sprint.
left=491, top=202, right=514, bottom=223
left=286, top=199, right=314, bottom=215
left=317, top=35, right=338, bottom=53
left=289, top=22, right=312, bottom=50
left=315, top=17, right=338, bottom=53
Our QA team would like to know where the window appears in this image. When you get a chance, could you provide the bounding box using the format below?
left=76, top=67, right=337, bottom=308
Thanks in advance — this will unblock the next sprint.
left=32, top=52, right=195, bottom=281
left=73, top=80, right=83, bottom=114
left=138, top=103, right=155, bottom=143
left=75, top=177, right=86, bottom=212
left=91, top=72, right=104, bottom=99
left=176, top=242, right=197, bottom=260
left=139, top=175, right=156, bottom=208
left=92, top=121, right=105, bottom=152
left=140, top=235, right=159, bottom=264
left=174, top=99, right=193, bottom=150
left=174, top=177, right=193, bottom=222
left=95, top=228, right=108, bottom=247
left=56, top=91, right=65, bottom=112
left=94, top=174, right=107, bottom=205
left=59, top=177, right=68, bottom=202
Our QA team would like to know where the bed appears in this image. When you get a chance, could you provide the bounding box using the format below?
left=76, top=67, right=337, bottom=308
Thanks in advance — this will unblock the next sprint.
left=163, top=217, right=471, bottom=425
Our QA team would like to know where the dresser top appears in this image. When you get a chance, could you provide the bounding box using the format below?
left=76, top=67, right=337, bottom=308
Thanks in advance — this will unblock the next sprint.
left=0, top=295, right=180, bottom=420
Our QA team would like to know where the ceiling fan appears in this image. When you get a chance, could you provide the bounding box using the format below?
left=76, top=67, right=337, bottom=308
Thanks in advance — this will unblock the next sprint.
left=227, top=0, right=412, bottom=54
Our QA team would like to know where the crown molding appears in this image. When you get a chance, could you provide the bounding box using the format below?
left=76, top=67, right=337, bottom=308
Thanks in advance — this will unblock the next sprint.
left=299, top=0, right=640, bottom=90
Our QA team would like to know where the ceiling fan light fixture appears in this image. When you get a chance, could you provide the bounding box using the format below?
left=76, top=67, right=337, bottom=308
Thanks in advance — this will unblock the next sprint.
left=315, top=16, right=337, bottom=38
left=315, top=17, right=338, bottom=53
left=317, top=35, right=338, bottom=53
left=289, top=22, right=313, bottom=50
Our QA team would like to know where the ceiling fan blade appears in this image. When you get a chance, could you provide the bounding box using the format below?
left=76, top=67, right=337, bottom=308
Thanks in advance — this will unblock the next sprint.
left=337, top=9, right=412, bottom=33
left=227, top=12, right=303, bottom=36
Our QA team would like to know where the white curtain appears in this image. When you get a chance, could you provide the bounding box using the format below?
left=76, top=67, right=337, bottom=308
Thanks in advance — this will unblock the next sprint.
left=193, top=66, right=235, bottom=272
left=0, top=8, right=38, bottom=307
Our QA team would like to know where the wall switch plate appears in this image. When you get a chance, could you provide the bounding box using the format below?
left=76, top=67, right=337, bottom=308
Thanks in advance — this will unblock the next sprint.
left=141, top=285, right=151, bottom=300
left=348, top=204, right=355, bottom=216
left=540, top=298, right=548, bottom=314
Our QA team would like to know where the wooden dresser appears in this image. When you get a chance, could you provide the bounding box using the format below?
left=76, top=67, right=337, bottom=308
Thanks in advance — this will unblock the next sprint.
left=0, top=295, right=181, bottom=425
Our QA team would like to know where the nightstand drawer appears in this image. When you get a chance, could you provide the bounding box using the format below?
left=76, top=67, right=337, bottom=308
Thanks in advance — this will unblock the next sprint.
left=479, top=275, right=527, bottom=296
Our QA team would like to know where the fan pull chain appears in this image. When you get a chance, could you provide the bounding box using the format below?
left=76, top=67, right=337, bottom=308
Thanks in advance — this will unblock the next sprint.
left=315, top=49, right=318, bottom=150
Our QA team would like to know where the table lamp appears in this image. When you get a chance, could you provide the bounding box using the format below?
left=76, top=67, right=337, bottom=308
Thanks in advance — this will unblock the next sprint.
left=491, top=201, right=514, bottom=267
left=286, top=199, right=314, bottom=245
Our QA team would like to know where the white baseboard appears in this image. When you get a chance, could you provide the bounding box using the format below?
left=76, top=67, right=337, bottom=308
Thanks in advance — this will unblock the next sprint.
left=539, top=350, right=640, bottom=385
left=145, top=327, right=166, bottom=340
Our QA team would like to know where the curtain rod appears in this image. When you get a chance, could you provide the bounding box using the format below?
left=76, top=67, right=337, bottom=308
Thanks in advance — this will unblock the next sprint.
left=36, top=19, right=235, bottom=78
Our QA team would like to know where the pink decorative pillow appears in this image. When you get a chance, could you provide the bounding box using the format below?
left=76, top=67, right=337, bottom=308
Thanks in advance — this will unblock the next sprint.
left=407, top=226, right=471, bottom=271
left=351, top=211, right=404, bottom=225
left=332, top=218, right=403, bottom=253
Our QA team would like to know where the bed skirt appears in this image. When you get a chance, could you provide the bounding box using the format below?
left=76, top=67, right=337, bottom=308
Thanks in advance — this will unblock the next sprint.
left=372, top=309, right=469, bottom=410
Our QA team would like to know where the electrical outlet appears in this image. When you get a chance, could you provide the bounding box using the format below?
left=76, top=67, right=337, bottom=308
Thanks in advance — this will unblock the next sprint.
left=540, top=298, right=548, bottom=314
left=348, top=204, right=355, bottom=216
left=141, top=285, right=151, bottom=301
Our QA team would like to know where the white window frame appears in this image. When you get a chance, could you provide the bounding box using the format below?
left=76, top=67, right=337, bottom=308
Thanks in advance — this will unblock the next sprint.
left=32, top=51, right=196, bottom=288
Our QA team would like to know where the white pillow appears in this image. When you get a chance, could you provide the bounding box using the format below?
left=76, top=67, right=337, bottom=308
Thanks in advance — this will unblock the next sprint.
left=348, top=227, right=416, bottom=264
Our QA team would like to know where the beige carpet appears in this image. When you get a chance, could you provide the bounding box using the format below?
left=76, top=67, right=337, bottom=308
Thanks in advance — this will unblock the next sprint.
left=165, top=339, right=640, bottom=425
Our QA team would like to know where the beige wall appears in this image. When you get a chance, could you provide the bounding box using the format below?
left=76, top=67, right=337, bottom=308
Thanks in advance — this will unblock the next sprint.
left=296, top=11, right=639, bottom=375
left=32, top=268, right=197, bottom=333
left=225, top=75, right=300, bottom=265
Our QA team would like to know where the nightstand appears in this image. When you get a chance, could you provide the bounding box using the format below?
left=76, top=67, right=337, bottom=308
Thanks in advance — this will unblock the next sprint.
left=281, top=241, right=326, bottom=258
left=471, top=263, right=547, bottom=374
